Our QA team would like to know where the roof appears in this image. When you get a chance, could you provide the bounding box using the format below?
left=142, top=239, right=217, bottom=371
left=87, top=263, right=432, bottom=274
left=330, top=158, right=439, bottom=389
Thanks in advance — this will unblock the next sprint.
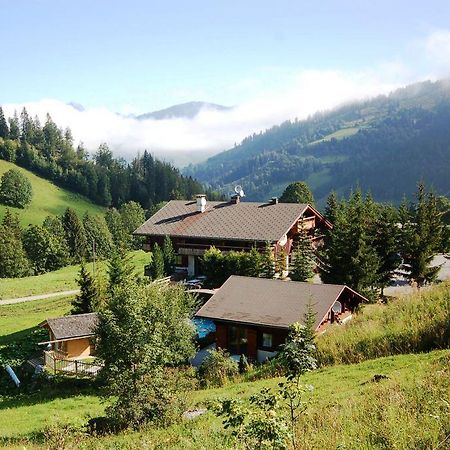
left=195, top=276, right=366, bottom=330
left=41, top=313, right=98, bottom=340
left=134, top=200, right=312, bottom=242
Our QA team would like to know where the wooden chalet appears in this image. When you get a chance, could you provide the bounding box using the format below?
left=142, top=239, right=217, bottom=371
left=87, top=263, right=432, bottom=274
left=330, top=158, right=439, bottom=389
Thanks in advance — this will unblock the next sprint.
left=195, top=276, right=367, bottom=363
left=39, top=313, right=98, bottom=359
left=134, top=194, right=332, bottom=277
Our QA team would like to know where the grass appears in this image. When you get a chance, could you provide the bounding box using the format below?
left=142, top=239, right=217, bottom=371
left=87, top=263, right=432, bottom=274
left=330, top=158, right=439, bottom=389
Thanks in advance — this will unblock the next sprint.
left=0, top=250, right=149, bottom=299
left=316, top=282, right=450, bottom=365
left=0, top=159, right=105, bottom=226
left=308, top=126, right=360, bottom=145
left=0, top=350, right=448, bottom=448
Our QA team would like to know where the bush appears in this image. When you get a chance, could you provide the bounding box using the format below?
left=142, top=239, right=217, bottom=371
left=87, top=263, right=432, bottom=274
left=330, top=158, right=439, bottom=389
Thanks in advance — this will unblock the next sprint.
left=0, top=168, right=32, bottom=208
left=198, top=348, right=239, bottom=387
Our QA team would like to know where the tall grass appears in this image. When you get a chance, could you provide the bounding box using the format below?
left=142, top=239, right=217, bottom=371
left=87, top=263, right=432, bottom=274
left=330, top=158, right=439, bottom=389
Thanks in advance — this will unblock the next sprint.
left=317, top=283, right=450, bottom=365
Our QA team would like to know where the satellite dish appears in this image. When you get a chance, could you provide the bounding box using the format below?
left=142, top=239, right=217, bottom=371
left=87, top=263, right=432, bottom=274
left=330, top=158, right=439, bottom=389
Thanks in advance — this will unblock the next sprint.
left=331, top=301, right=342, bottom=314
left=234, top=185, right=245, bottom=197
left=279, top=234, right=288, bottom=246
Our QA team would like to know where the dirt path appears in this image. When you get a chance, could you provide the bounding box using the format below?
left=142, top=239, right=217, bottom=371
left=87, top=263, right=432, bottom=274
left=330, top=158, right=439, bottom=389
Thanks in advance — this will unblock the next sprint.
left=0, top=290, right=80, bottom=306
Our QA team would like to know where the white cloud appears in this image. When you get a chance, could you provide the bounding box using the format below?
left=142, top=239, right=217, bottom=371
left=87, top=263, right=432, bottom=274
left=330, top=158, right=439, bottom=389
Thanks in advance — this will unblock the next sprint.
left=4, top=29, right=448, bottom=167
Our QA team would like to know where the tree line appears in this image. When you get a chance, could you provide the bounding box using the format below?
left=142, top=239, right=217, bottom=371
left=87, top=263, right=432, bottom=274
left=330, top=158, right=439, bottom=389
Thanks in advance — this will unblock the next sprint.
left=0, top=201, right=146, bottom=278
left=0, top=106, right=204, bottom=209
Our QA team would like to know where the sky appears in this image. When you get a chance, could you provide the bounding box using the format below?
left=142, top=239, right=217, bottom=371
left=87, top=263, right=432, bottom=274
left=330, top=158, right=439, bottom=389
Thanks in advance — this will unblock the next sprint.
left=1, top=0, right=450, bottom=164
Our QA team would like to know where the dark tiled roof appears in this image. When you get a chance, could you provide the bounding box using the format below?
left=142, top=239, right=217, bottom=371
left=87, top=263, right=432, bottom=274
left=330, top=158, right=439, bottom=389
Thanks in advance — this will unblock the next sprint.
left=44, top=313, right=98, bottom=340
left=134, top=200, right=309, bottom=242
left=195, top=276, right=366, bottom=330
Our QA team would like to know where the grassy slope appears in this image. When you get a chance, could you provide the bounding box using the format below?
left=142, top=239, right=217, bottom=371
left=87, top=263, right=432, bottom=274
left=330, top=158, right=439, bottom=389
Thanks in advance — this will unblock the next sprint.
left=0, top=250, right=149, bottom=299
left=0, top=159, right=104, bottom=226
left=0, top=285, right=449, bottom=448
left=0, top=351, right=448, bottom=448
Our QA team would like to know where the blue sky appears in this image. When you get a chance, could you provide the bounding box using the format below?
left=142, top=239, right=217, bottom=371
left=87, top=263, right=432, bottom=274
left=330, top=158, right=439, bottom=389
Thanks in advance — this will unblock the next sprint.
left=1, top=1, right=450, bottom=163
left=1, top=0, right=449, bottom=111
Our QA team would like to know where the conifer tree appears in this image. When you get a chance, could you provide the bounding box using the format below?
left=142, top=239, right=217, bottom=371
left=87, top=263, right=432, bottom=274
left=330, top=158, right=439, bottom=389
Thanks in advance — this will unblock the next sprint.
left=150, top=243, right=165, bottom=280
left=162, top=235, right=176, bottom=275
left=8, top=112, right=20, bottom=140
left=0, top=106, right=9, bottom=139
left=62, top=207, right=87, bottom=262
left=107, top=249, right=135, bottom=293
left=290, top=224, right=315, bottom=282
left=83, top=213, right=114, bottom=260
left=275, top=247, right=287, bottom=278
left=324, top=191, right=339, bottom=225
left=72, top=263, right=100, bottom=314
left=402, top=182, right=443, bottom=287
left=260, top=242, right=275, bottom=278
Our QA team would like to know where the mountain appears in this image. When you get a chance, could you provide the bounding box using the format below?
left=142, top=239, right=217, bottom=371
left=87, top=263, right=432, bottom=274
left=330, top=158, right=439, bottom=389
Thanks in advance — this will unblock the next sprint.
left=184, top=79, right=450, bottom=205
left=135, top=101, right=232, bottom=120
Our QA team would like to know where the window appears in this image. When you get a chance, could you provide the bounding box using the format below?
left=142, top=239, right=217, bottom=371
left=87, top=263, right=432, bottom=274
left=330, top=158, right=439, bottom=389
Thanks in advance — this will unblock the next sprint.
left=228, top=326, right=248, bottom=355
left=262, top=333, right=273, bottom=349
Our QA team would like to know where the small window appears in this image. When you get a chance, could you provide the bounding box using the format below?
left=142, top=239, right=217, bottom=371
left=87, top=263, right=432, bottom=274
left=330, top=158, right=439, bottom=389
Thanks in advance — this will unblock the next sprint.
left=175, top=255, right=183, bottom=265
left=262, top=333, right=273, bottom=348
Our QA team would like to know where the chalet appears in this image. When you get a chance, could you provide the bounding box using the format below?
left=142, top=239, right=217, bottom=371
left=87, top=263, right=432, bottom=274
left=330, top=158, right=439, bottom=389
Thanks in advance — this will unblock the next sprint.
left=195, top=276, right=367, bottom=362
left=39, top=313, right=98, bottom=359
left=134, top=195, right=332, bottom=277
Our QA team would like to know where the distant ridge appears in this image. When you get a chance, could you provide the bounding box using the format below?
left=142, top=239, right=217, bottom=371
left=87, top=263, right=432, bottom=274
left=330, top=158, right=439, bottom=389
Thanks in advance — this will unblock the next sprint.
left=136, top=101, right=232, bottom=120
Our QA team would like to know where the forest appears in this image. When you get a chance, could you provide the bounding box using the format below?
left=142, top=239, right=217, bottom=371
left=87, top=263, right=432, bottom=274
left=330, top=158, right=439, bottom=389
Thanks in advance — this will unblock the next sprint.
left=185, top=79, right=450, bottom=204
left=0, top=107, right=203, bottom=210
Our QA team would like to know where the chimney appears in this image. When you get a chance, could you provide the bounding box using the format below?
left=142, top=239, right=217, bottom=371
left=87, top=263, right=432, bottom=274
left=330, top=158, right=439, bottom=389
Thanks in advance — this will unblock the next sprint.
left=270, top=197, right=278, bottom=205
left=231, top=194, right=240, bottom=204
left=196, top=194, right=207, bottom=213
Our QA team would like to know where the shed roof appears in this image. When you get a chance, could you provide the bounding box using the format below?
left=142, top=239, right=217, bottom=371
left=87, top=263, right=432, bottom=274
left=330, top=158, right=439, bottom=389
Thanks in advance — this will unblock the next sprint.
left=41, top=313, right=98, bottom=340
left=195, top=276, right=366, bottom=330
left=133, top=200, right=320, bottom=242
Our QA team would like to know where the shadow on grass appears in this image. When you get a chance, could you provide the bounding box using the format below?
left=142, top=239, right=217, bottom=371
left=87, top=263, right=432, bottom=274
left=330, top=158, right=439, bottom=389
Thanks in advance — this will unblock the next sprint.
left=0, top=326, right=38, bottom=346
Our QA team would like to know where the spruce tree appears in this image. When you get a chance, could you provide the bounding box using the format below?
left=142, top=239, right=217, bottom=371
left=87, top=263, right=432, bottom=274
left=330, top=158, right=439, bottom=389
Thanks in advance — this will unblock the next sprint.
left=8, top=112, right=20, bottom=140
left=260, top=241, right=275, bottom=278
left=275, top=247, right=287, bottom=278
left=72, top=263, right=99, bottom=314
left=107, top=249, right=135, bottom=293
left=0, top=106, right=9, bottom=139
left=62, top=207, right=87, bottom=262
left=151, top=243, right=165, bottom=280
left=290, top=224, right=315, bottom=282
left=162, top=235, right=176, bottom=275
left=402, top=182, right=443, bottom=287
left=324, top=191, right=339, bottom=225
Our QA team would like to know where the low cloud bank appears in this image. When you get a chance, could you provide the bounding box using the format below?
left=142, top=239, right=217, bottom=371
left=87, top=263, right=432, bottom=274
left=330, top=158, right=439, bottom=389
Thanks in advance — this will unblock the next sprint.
left=4, top=29, right=450, bottom=166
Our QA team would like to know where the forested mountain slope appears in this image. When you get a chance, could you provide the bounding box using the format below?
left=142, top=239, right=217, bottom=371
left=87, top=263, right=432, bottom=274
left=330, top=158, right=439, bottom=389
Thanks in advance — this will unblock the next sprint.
left=185, top=79, right=450, bottom=204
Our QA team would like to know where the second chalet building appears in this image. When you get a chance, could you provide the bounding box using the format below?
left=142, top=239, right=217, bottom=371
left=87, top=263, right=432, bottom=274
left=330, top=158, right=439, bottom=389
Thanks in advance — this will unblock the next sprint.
left=134, top=194, right=332, bottom=277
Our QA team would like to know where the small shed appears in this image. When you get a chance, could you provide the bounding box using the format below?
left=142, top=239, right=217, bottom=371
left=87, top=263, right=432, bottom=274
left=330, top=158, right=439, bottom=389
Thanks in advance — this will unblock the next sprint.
left=195, top=276, right=367, bottom=362
left=39, top=313, right=98, bottom=359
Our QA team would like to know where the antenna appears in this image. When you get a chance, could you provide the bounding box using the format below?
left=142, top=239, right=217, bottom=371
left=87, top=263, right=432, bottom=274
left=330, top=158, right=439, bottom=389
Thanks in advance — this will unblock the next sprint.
left=331, top=301, right=342, bottom=314
left=234, top=185, right=245, bottom=197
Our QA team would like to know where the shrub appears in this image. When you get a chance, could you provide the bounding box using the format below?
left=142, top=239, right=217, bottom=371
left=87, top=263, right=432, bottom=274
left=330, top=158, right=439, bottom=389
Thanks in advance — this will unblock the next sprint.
left=198, top=348, right=239, bottom=387
left=0, top=168, right=32, bottom=208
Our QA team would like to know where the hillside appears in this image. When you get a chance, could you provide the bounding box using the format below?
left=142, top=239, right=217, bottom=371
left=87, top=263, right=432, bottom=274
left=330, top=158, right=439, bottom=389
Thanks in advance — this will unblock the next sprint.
left=185, top=79, right=450, bottom=205
left=0, top=160, right=104, bottom=226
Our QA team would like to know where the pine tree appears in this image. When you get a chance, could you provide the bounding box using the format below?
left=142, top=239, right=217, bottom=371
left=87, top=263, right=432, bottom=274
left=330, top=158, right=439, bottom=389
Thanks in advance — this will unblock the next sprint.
left=62, top=208, right=87, bottom=262
left=8, top=112, right=20, bottom=140
left=260, top=242, right=275, bottom=278
left=402, top=182, right=443, bottom=287
left=107, top=249, right=135, bottom=293
left=0, top=106, right=9, bottom=139
left=290, top=224, right=315, bottom=282
left=151, top=243, right=165, bottom=280
left=162, top=235, right=176, bottom=275
left=72, top=263, right=99, bottom=314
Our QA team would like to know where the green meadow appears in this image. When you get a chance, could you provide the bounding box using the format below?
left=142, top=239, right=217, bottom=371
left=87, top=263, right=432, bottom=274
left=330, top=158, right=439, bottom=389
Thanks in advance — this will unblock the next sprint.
left=0, top=159, right=105, bottom=226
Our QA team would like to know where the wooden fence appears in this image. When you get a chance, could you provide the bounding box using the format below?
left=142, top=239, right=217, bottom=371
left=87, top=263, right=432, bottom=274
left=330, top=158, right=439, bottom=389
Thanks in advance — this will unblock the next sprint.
left=44, top=351, right=103, bottom=377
